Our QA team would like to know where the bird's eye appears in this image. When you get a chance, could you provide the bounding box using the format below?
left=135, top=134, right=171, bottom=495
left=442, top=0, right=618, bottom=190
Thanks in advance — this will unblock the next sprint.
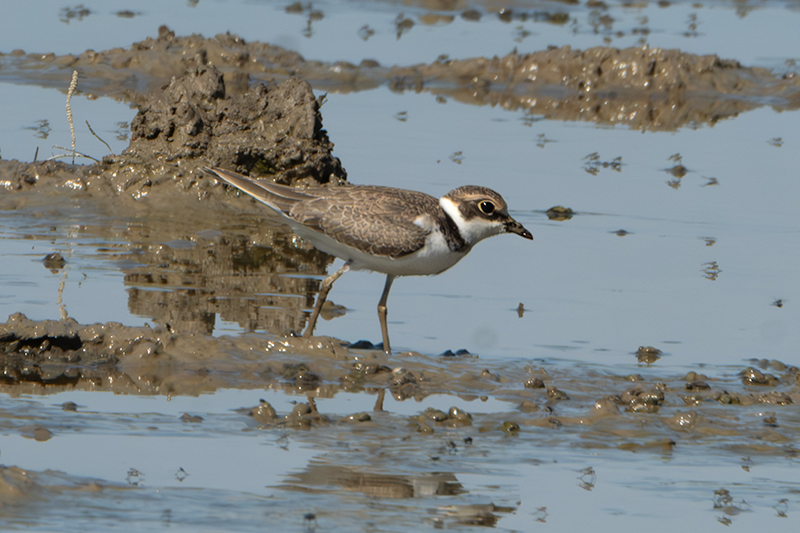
left=478, top=201, right=495, bottom=215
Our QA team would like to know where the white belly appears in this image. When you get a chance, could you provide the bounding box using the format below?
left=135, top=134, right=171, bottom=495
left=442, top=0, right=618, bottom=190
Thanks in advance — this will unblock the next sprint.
left=290, top=223, right=467, bottom=277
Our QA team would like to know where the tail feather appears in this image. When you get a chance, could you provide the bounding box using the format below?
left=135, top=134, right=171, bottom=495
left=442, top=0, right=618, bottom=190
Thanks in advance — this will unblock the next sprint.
left=203, top=167, right=312, bottom=213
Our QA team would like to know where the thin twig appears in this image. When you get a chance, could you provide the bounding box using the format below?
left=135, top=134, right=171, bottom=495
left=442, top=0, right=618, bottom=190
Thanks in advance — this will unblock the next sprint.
left=66, top=70, right=78, bottom=164
left=85, top=120, right=112, bottom=153
left=49, top=146, right=100, bottom=163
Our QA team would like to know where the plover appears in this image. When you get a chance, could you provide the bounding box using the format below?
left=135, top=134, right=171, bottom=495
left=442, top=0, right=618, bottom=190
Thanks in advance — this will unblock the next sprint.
left=205, top=167, right=532, bottom=353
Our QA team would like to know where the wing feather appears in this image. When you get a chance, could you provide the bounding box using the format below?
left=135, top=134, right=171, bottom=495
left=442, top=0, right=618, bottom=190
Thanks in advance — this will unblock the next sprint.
left=206, top=168, right=442, bottom=259
left=289, top=187, right=440, bottom=258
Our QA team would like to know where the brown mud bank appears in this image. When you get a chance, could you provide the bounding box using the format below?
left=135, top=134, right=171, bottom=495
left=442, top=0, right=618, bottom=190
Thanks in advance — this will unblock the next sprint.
left=2, top=311, right=799, bottom=454
left=2, top=25, right=799, bottom=135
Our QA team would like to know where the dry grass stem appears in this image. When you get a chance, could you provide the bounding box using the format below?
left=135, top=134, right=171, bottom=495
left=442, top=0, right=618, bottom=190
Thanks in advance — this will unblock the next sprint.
left=66, top=70, right=78, bottom=164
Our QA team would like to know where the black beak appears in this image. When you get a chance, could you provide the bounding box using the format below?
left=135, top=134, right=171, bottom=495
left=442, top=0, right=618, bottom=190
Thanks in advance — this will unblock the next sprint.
left=505, top=218, right=533, bottom=240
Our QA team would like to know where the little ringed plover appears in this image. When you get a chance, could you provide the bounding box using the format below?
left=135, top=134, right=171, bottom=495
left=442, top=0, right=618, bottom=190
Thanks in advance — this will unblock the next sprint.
left=205, top=167, right=533, bottom=353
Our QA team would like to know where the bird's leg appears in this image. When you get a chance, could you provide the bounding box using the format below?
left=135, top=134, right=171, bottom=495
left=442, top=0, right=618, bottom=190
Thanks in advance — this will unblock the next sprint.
left=304, top=261, right=351, bottom=337
left=377, top=274, right=395, bottom=353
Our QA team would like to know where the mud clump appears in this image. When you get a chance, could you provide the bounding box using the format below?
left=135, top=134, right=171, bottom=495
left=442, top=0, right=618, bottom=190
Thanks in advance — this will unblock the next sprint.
left=249, top=399, right=279, bottom=424
left=0, top=312, right=160, bottom=387
left=121, top=64, right=345, bottom=186
left=740, top=367, right=780, bottom=387
left=0, top=311, right=345, bottom=396
left=400, top=45, right=800, bottom=130
left=616, top=385, right=666, bottom=413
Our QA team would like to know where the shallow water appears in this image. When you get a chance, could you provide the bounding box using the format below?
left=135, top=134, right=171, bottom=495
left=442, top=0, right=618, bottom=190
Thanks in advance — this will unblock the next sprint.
left=2, top=0, right=800, bottom=531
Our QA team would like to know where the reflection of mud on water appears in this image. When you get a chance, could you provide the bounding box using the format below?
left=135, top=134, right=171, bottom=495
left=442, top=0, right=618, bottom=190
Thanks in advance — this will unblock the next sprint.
left=283, top=466, right=465, bottom=498
left=280, top=466, right=517, bottom=526
left=122, top=226, right=330, bottom=336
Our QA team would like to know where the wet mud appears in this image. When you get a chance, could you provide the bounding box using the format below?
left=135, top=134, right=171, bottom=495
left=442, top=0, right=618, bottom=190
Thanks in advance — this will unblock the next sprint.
left=2, top=308, right=799, bottom=455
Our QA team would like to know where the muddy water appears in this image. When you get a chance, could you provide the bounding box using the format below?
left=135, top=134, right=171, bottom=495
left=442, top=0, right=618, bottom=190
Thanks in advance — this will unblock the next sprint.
left=2, top=1, right=800, bottom=531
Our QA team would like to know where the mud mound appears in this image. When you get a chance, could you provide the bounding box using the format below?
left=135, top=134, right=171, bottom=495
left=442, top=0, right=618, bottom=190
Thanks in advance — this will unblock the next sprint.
left=122, top=64, right=345, bottom=185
